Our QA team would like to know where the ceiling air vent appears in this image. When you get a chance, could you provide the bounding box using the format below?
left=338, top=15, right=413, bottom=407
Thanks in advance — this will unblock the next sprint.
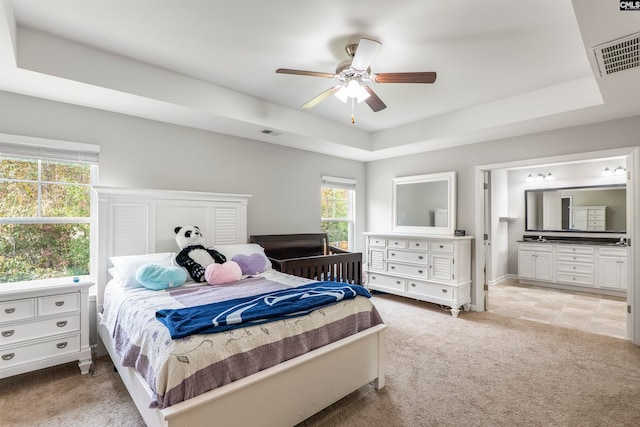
left=260, top=129, right=282, bottom=136
left=593, top=32, right=640, bottom=77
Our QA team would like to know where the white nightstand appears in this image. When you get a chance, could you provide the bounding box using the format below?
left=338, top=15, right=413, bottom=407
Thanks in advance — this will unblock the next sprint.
left=0, top=277, right=93, bottom=378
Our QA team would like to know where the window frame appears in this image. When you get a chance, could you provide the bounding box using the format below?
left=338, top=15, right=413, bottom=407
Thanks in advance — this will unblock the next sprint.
left=321, top=176, right=356, bottom=252
left=0, top=133, right=99, bottom=284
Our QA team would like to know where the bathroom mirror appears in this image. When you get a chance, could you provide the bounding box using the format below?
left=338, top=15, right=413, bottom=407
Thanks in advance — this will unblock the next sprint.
left=525, top=184, right=626, bottom=233
left=392, top=171, right=457, bottom=235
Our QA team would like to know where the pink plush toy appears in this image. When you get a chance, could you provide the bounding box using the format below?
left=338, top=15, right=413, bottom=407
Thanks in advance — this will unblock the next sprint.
left=204, top=261, right=242, bottom=285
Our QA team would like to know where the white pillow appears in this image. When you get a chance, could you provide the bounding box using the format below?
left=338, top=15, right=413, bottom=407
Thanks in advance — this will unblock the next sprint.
left=109, top=252, right=176, bottom=289
left=213, top=244, right=272, bottom=270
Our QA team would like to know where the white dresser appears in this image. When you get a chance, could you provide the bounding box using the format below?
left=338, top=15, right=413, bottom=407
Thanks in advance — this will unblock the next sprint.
left=364, top=233, right=473, bottom=317
left=569, top=206, right=606, bottom=231
left=0, top=278, right=92, bottom=379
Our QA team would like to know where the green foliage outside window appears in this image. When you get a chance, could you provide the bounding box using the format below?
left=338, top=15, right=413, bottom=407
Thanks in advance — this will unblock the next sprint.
left=0, top=158, right=92, bottom=283
left=321, top=187, right=351, bottom=249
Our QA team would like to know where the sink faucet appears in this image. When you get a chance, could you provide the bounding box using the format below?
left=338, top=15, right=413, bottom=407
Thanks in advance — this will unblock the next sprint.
left=618, top=236, right=626, bottom=245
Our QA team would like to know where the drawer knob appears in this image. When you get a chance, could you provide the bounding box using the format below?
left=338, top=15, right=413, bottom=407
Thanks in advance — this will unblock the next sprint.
left=1, top=330, right=14, bottom=337
left=2, top=353, right=14, bottom=361
left=371, top=276, right=376, bottom=280
left=55, top=301, right=65, bottom=307
left=4, top=308, right=15, bottom=314
left=411, top=283, right=416, bottom=287
left=418, top=270, right=424, bottom=274
left=441, top=289, right=448, bottom=293
left=390, top=266, right=395, bottom=270
left=56, top=321, right=68, bottom=328
left=415, top=243, right=421, bottom=247
left=439, top=245, right=444, bottom=249
left=390, top=253, right=396, bottom=256
left=418, top=256, right=424, bottom=260
left=396, top=281, right=401, bottom=285
left=56, top=342, right=68, bottom=349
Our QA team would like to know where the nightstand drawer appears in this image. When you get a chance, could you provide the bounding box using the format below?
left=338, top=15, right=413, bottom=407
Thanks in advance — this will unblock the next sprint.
left=0, top=333, right=80, bottom=370
left=38, top=293, right=80, bottom=316
left=386, top=239, right=407, bottom=249
left=0, top=299, right=35, bottom=324
left=0, top=314, right=80, bottom=346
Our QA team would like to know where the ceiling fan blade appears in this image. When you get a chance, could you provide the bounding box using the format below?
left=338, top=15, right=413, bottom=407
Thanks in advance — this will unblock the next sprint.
left=371, top=72, right=437, bottom=84
left=351, top=38, right=382, bottom=71
left=302, top=85, right=342, bottom=108
left=276, top=68, right=336, bottom=78
left=362, top=86, right=387, bottom=112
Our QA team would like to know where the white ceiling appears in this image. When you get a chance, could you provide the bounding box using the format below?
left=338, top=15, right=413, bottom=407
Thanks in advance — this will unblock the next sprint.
left=1, top=0, right=639, bottom=161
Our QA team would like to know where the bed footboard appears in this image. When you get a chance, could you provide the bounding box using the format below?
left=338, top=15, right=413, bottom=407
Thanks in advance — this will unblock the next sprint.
left=273, top=252, right=362, bottom=285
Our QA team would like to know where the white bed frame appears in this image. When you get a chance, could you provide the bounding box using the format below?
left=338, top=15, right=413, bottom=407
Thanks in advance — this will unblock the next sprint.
left=92, top=186, right=386, bottom=427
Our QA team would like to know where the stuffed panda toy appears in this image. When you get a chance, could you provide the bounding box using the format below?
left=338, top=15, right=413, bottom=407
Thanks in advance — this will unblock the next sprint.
left=174, top=226, right=226, bottom=282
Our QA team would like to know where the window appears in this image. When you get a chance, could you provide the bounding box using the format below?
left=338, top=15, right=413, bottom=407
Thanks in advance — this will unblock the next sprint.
left=321, top=176, right=356, bottom=251
left=0, top=134, right=99, bottom=284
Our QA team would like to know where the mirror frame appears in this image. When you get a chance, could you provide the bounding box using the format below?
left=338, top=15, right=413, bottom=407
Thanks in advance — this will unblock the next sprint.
left=524, top=183, right=626, bottom=233
left=392, top=171, right=457, bottom=235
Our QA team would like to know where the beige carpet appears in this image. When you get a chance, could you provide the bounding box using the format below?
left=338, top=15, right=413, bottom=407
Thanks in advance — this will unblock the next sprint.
left=2, top=293, right=640, bottom=427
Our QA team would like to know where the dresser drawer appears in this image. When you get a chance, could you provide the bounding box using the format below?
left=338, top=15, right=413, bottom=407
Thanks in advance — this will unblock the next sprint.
left=556, top=253, right=594, bottom=263
left=367, top=274, right=405, bottom=292
left=430, top=241, right=454, bottom=252
left=387, top=249, right=428, bottom=265
left=386, top=239, right=407, bottom=249
left=406, top=280, right=454, bottom=301
left=38, top=293, right=80, bottom=316
left=387, top=262, right=428, bottom=278
left=407, top=239, right=428, bottom=250
left=0, top=314, right=80, bottom=346
left=556, top=272, right=595, bottom=286
left=556, top=262, right=594, bottom=275
left=0, top=333, right=80, bottom=370
left=0, top=299, right=35, bottom=324
left=368, top=236, right=386, bottom=247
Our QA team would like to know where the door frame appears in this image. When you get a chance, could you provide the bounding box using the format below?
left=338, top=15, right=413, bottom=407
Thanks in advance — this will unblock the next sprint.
left=474, top=146, right=639, bottom=345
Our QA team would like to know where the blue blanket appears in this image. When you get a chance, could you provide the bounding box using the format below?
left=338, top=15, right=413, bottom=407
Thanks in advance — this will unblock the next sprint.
left=155, top=282, right=371, bottom=339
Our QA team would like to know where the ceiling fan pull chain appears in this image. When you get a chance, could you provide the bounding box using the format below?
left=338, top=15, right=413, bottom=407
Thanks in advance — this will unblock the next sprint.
left=351, top=98, right=355, bottom=124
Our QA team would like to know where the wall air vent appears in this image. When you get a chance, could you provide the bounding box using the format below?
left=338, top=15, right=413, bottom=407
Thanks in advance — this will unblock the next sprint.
left=260, top=129, right=282, bottom=136
left=593, top=32, right=640, bottom=77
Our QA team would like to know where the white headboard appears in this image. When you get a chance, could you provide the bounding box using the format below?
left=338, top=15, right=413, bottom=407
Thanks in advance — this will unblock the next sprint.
left=91, top=186, right=251, bottom=310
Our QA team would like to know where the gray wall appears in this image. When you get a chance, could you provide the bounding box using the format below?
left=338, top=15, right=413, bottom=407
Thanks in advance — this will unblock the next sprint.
left=0, top=91, right=367, bottom=251
left=366, top=115, right=640, bottom=303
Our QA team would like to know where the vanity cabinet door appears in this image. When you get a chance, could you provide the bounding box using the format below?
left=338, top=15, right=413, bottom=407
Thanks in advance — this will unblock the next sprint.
left=535, top=252, right=553, bottom=281
left=599, top=256, right=626, bottom=289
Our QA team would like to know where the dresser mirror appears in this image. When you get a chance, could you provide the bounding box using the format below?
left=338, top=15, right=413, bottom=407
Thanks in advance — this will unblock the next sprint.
left=525, top=184, right=626, bottom=233
left=392, top=171, right=457, bottom=235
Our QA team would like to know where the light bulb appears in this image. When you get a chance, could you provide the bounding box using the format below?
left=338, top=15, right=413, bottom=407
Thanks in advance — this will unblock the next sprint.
left=526, top=174, right=533, bottom=182
left=614, top=166, right=626, bottom=175
left=546, top=173, right=554, bottom=181
left=602, top=167, right=612, bottom=177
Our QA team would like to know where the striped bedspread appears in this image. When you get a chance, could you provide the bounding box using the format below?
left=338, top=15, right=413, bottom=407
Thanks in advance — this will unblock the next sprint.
left=101, top=270, right=384, bottom=408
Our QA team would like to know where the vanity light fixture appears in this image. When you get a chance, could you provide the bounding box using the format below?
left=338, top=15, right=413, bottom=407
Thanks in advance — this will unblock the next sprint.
left=614, top=166, right=626, bottom=176
left=527, top=172, right=554, bottom=182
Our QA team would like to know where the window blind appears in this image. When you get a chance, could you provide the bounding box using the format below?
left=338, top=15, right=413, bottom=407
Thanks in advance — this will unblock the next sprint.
left=0, top=133, right=99, bottom=164
left=321, top=175, right=356, bottom=190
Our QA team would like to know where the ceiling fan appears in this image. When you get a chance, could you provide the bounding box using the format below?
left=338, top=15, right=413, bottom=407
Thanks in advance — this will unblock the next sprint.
left=276, top=37, right=437, bottom=121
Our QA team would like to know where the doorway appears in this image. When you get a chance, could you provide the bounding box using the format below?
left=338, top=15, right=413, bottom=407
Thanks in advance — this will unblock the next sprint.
left=475, top=148, right=638, bottom=343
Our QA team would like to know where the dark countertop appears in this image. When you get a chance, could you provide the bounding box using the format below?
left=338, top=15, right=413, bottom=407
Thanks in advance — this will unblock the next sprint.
left=517, top=239, right=627, bottom=247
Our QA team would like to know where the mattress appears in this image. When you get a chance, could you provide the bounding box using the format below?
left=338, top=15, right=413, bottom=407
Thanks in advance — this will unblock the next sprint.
left=100, top=269, right=384, bottom=408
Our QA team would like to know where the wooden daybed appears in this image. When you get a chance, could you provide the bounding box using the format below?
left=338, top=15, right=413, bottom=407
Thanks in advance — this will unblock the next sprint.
left=94, top=187, right=385, bottom=427
left=250, top=233, right=363, bottom=285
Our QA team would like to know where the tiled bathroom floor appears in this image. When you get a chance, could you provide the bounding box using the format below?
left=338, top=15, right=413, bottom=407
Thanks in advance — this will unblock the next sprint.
left=488, top=279, right=627, bottom=339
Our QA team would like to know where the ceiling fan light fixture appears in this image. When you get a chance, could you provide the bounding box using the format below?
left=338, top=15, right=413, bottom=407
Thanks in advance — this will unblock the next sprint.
left=335, top=80, right=370, bottom=103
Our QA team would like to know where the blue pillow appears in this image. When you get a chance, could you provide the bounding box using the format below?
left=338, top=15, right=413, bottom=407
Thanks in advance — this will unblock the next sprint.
left=135, top=264, right=187, bottom=291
